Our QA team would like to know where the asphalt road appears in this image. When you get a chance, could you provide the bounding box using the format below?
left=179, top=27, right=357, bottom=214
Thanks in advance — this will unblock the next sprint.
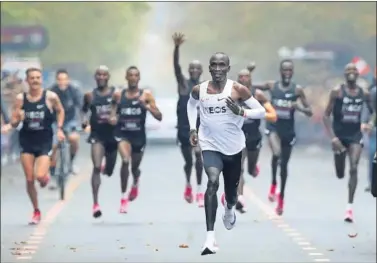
left=1, top=142, right=376, bottom=263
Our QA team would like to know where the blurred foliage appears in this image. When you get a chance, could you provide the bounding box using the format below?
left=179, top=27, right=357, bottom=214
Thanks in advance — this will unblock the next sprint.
left=170, top=2, right=376, bottom=80
left=1, top=2, right=150, bottom=68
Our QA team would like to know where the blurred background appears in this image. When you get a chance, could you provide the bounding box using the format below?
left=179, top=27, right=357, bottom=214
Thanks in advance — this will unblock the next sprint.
left=1, top=2, right=376, bottom=165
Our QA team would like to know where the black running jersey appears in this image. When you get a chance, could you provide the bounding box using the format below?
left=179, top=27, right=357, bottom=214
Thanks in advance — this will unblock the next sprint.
left=20, top=90, right=54, bottom=140
left=332, top=84, right=364, bottom=138
left=266, top=81, right=297, bottom=135
left=177, top=79, right=198, bottom=129
left=116, top=89, right=147, bottom=134
left=89, top=87, right=115, bottom=135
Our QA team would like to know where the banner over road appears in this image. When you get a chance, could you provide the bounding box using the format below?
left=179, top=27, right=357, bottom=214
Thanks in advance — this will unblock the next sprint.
left=1, top=25, right=49, bottom=53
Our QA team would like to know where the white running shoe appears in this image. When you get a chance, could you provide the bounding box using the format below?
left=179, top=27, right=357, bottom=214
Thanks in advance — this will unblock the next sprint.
left=222, top=199, right=236, bottom=230
left=201, top=240, right=218, bottom=255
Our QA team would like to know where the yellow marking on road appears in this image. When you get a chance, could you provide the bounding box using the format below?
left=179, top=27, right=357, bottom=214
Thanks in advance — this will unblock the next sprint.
left=15, top=173, right=89, bottom=261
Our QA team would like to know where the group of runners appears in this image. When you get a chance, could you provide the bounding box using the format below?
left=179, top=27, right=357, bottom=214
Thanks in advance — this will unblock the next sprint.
left=1, top=32, right=375, bottom=256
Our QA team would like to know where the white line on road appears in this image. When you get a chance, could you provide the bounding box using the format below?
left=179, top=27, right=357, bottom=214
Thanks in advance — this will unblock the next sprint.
left=302, top=247, right=317, bottom=250
left=298, top=242, right=311, bottom=246
left=243, top=186, right=331, bottom=262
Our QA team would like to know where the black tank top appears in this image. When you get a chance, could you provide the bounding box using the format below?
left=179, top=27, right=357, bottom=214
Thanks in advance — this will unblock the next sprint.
left=20, top=90, right=54, bottom=142
left=177, top=79, right=198, bottom=129
left=116, top=89, right=147, bottom=136
left=266, top=81, right=297, bottom=134
left=242, top=89, right=261, bottom=135
left=332, top=84, right=364, bottom=137
left=89, top=87, right=115, bottom=136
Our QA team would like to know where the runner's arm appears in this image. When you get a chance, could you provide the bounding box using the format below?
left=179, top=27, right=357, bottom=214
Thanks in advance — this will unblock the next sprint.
left=187, top=85, right=200, bottom=131
left=295, top=85, right=313, bottom=117
left=252, top=81, right=274, bottom=91
left=174, top=45, right=185, bottom=89
left=322, top=88, right=338, bottom=139
left=361, top=103, right=370, bottom=124
left=81, top=92, right=91, bottom=126
left=254, top=89, right=277, bottom=122
left=144, top=90, right=162, bottom=121
left=364, top=87, right=376, bottom=125
left=236, top=83, right=265, bottom=119
left=364, top=88, right=375, bottom=115
left=49, top=91, right=65, bottom=129
left=110, top=91, right=121, bottom=123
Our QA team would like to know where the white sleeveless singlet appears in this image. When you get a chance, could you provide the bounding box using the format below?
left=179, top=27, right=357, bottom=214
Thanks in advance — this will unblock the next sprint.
left=198, top=79, right=245, bottom=155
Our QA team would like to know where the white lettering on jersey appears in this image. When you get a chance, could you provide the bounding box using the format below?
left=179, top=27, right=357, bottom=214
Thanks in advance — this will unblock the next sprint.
left=121, top=107, right=142, bottom=116
left=273, top=98, right=294, bottom=119
left=341, top=97, right=362, bottom=123
left=198, top=79, right=245, bottom=155
left=25, top=110, right=45, bottom=130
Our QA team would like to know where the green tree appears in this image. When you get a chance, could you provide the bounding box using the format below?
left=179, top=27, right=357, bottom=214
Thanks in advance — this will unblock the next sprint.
left=169, top=2, right=376, bottom=78
left=1, top=2, right=150, bottom=68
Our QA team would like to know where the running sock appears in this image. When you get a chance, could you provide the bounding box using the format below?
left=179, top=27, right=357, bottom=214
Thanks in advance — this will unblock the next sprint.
left=205, top=231, right=215, bottom=243
left=122, top=192, right=128, bottom=199
left=197, top=185, right=202, bottom=193
left=346, top=203, right=352, bottom=210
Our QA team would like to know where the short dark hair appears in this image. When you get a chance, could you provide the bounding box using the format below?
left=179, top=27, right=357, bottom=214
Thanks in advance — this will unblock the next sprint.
left=209, top=52, right=230, bottom=65
left=126, top=66, right=139, bottom=74
left=25, top=67, right=42, bottom=78
left=56, top=69, right=69, bottom=77
left=280, top=59, right=293, bottom=67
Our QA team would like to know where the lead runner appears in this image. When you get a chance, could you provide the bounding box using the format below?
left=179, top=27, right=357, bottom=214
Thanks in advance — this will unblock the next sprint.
left=187, top=52, right=266, bottom=255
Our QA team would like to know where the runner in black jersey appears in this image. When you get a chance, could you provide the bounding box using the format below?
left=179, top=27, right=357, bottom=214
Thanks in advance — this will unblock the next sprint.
left=323, top=63, right=374, bottom=222
left=10, top=67, right=65, bottom=224
left=172, top=32, right=204, bottom=206
left=221, top=67, right=277, bottom=213
left=109, top=66, right=162, bottom=213
left=81, top=66, right=118, bottom=218
left=254, top=59, right=312, bottom=216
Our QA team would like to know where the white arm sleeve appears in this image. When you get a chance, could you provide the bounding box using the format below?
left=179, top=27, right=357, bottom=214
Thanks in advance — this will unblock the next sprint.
left=187, top=94, right=199, bottom=130
left=243, top=96, right=266, bottom=119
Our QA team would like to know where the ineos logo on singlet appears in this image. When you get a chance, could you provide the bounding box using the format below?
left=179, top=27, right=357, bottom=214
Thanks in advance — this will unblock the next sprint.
left=95, top=104, right=112, bottom=123
left=274, top=99, right=293, bottom=108
left=341, top=97, right=362, bottom=123
left=273, top=98, right=294, bottom=119
left=342, top=104, right=362, bottom=112
left=121, top=107, right=142, bottom=116
left=96, top=105, right=111, bottom=114
left=26, top=111, right=45, bottom=119
left=25, top=111, right=45, bottom=130
left=204, top=106, right=227, bottom=114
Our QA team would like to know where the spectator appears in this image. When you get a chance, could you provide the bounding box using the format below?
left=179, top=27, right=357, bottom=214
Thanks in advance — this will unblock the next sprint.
left=1, top=71, right=26, bottom=164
